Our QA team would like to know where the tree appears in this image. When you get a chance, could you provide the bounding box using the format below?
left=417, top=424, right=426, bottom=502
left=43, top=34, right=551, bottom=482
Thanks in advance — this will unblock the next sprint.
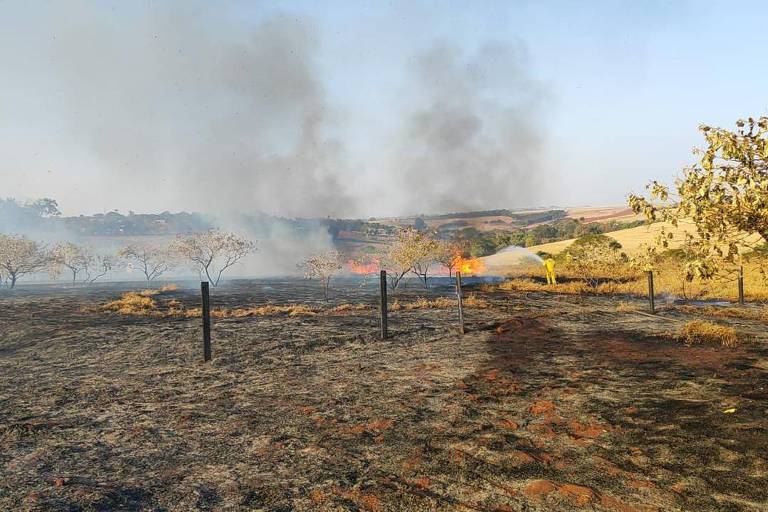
left=50, top=242, right=92, bottom=285
left=564, top=235, right=625, bottom=288
left=85, top=254, right=116, bottom=283
left=629, top=116, right=768, bottom=279
left=27, top=198, right=61, bottom=218
left=173, top=229, right=256, bottom=286
left=119, top=243, right=175, bottom=283
left=413, top=217, right=428, bottom=231
left=0, top=234, right=49, bottom=288
left=381, top=228, right=438, bottom=290
left=435, top=240, right=461, bottom=277
left=409, top=231, right=439, bottom=288
left=298, top=251, right=342, bottom=299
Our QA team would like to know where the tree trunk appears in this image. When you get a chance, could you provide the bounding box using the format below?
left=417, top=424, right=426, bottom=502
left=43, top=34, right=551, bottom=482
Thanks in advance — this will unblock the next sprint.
left=10, top=275, right=17, bottom=289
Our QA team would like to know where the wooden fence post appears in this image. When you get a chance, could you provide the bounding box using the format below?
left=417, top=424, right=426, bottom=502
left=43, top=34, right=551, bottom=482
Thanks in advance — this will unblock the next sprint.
left=738, top=266, right=745, bottom=305
left=379, top=270, right=388, bottom=339
left=456, top=271, right=465, bottom=335
left=201, top=281, right=211, bottom=362
left=647, top=270, right=655, bottom=314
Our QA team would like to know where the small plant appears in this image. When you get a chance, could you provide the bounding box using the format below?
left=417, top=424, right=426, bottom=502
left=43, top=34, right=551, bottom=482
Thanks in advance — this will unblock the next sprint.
left=681, top=320, right=739, bottom=348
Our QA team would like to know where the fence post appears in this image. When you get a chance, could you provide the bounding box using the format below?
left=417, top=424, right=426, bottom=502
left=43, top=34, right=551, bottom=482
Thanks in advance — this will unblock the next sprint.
left=201, top=281, right=211, bottom=362
left=738, top=266, right=745, bottom=305
left=646, top=270, right=655, bottom=314
left=379, top=270, right=388, bottom=339
left=456, top=271, right=465, bottom=335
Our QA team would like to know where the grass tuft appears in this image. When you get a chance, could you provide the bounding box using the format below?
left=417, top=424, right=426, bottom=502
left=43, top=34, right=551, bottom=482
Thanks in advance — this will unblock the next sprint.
left=681, top=320, right=740, bottom=347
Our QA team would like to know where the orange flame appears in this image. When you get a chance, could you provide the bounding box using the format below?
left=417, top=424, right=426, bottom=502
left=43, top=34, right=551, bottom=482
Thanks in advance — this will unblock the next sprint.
left=453, top=255, right=485, bottom=276
left=347, top=257, right=380, bottom=275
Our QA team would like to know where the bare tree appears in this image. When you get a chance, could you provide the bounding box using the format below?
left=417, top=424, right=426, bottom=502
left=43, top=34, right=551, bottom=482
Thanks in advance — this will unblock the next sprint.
left=298, top=250, right=342, bottom=299
left=50, top=242, right=92, bottom=285
left=0, top=234, right=48, bottom=288
left=85, top=254, right=116, bottom=283
left=119, top=243, right=175, bottom=284
left=173, top=229, right=256, bottom=286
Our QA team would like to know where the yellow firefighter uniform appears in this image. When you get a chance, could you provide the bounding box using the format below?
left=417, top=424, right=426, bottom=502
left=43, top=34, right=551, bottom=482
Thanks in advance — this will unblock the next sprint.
left=543, top=257, right=556, bottom=285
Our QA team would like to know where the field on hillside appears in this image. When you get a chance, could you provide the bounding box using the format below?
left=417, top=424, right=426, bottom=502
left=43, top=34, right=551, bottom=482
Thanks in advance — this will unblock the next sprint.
left=482, top=219, right=765, bottom=278
left=2, top=279, right=768, bottom=511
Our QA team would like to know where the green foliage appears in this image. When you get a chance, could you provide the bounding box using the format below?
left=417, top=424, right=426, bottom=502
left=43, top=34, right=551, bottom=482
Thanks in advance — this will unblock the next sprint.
left=629, top=116, right=768, bottom=279
left=564, top=235, right=626, bottom=287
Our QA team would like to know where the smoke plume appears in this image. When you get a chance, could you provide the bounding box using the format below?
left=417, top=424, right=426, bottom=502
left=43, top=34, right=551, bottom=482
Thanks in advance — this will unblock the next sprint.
left=384, top=42, right=547, bottom=214
left=1, top=3, right=548, bottom=219
left=1, top=3, right=356, bottom=218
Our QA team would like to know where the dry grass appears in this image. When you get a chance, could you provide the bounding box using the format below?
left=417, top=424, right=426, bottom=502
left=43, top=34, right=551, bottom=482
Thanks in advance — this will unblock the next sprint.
left=5, top=281, right=768, bottom=511
left=99, top=291, right=488, bottom=319
left=101, top=291, right=159, bottom=315
left=327, top=303, right=375, bottom=314
left=391, top=297, right=453, bottom=311
left=100, top=286, right=180, bottom=316
left=616, top=301, right=640, bottom=312
left=492, top=259, right=768, bottom=302
left=681, top=320, right=740, bottom=347
left=676, top=305, right=768, bottom=322
left=390, top=295, right=488, bottom=311
left=463, top=293, right=489, bottom=308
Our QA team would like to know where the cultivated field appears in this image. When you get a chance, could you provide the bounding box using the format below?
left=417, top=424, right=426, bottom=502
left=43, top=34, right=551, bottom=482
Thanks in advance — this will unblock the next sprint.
left=2, top=279, right=767, bottom=511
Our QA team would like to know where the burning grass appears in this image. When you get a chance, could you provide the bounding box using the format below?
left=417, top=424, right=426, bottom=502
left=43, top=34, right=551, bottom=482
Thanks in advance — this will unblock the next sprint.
left=681, top=320, right=740, bottom=347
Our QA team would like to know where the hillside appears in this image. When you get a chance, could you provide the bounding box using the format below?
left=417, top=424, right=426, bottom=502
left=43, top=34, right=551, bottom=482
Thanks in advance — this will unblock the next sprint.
left=481, top=219, right=767, bottom=275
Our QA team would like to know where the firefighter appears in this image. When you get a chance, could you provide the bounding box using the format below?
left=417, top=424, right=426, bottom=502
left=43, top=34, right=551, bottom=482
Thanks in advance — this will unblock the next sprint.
left=543, top=255, right=557, bottom=285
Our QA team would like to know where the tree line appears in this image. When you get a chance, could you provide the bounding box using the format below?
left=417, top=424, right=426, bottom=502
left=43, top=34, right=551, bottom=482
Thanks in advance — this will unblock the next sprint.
left=0, top=230, right=255, bottom=289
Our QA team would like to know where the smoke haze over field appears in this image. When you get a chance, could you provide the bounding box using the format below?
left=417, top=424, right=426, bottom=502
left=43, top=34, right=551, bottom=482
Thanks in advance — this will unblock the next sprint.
left=3, top=1, right=768, bottom=219
left=0, top=1, right=548, bottom=219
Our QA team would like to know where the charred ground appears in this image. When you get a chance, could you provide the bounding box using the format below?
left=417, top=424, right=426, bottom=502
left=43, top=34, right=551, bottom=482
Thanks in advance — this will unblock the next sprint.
left=1, top=280, right=767, bottom=511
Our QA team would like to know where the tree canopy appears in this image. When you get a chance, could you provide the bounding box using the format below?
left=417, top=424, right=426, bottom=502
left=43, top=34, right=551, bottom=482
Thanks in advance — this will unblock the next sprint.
left=629, top=117, right=768, bottom=278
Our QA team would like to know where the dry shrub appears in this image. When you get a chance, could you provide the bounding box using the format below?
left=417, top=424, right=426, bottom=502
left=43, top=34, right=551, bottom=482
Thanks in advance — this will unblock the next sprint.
left=391, top=297, right=452, bottom=310
left=101, top=292, right=159, bottom=316
left=463, top=293, right=489, bottom=308
left=328, top=303, right=374, bottom=314
left=681, top=320, right=740, bottom=347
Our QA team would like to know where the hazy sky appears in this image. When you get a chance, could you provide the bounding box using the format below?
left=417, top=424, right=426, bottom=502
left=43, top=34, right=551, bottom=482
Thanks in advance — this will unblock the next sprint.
left=1, top=1, right=767, bottom=217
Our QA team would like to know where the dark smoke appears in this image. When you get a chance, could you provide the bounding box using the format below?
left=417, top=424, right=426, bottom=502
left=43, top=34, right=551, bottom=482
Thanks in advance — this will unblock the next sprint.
left=387, top=42, right=547, bottom=214
left=2, top=3, right=548, bottom=220
left=14, top=3, right=356, bottom=218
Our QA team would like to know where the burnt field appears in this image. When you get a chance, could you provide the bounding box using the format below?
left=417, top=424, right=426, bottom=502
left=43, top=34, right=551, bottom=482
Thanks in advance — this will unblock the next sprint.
left=1, top=279, right=768, bottom=511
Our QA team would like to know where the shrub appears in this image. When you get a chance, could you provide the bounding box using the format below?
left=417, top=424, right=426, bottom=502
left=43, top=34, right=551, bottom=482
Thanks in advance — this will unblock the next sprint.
left=681, top=320, right=739, bottom=347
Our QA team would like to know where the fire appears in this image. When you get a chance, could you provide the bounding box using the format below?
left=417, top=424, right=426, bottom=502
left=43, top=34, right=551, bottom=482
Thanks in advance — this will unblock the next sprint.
left=453, top=255, right=485, bottom=276
left=347, top=257, right=380, bottom=275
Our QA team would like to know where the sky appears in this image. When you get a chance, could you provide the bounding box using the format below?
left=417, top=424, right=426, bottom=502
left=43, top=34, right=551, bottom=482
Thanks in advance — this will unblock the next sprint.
left=1, top=0, right=767, bottom=218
